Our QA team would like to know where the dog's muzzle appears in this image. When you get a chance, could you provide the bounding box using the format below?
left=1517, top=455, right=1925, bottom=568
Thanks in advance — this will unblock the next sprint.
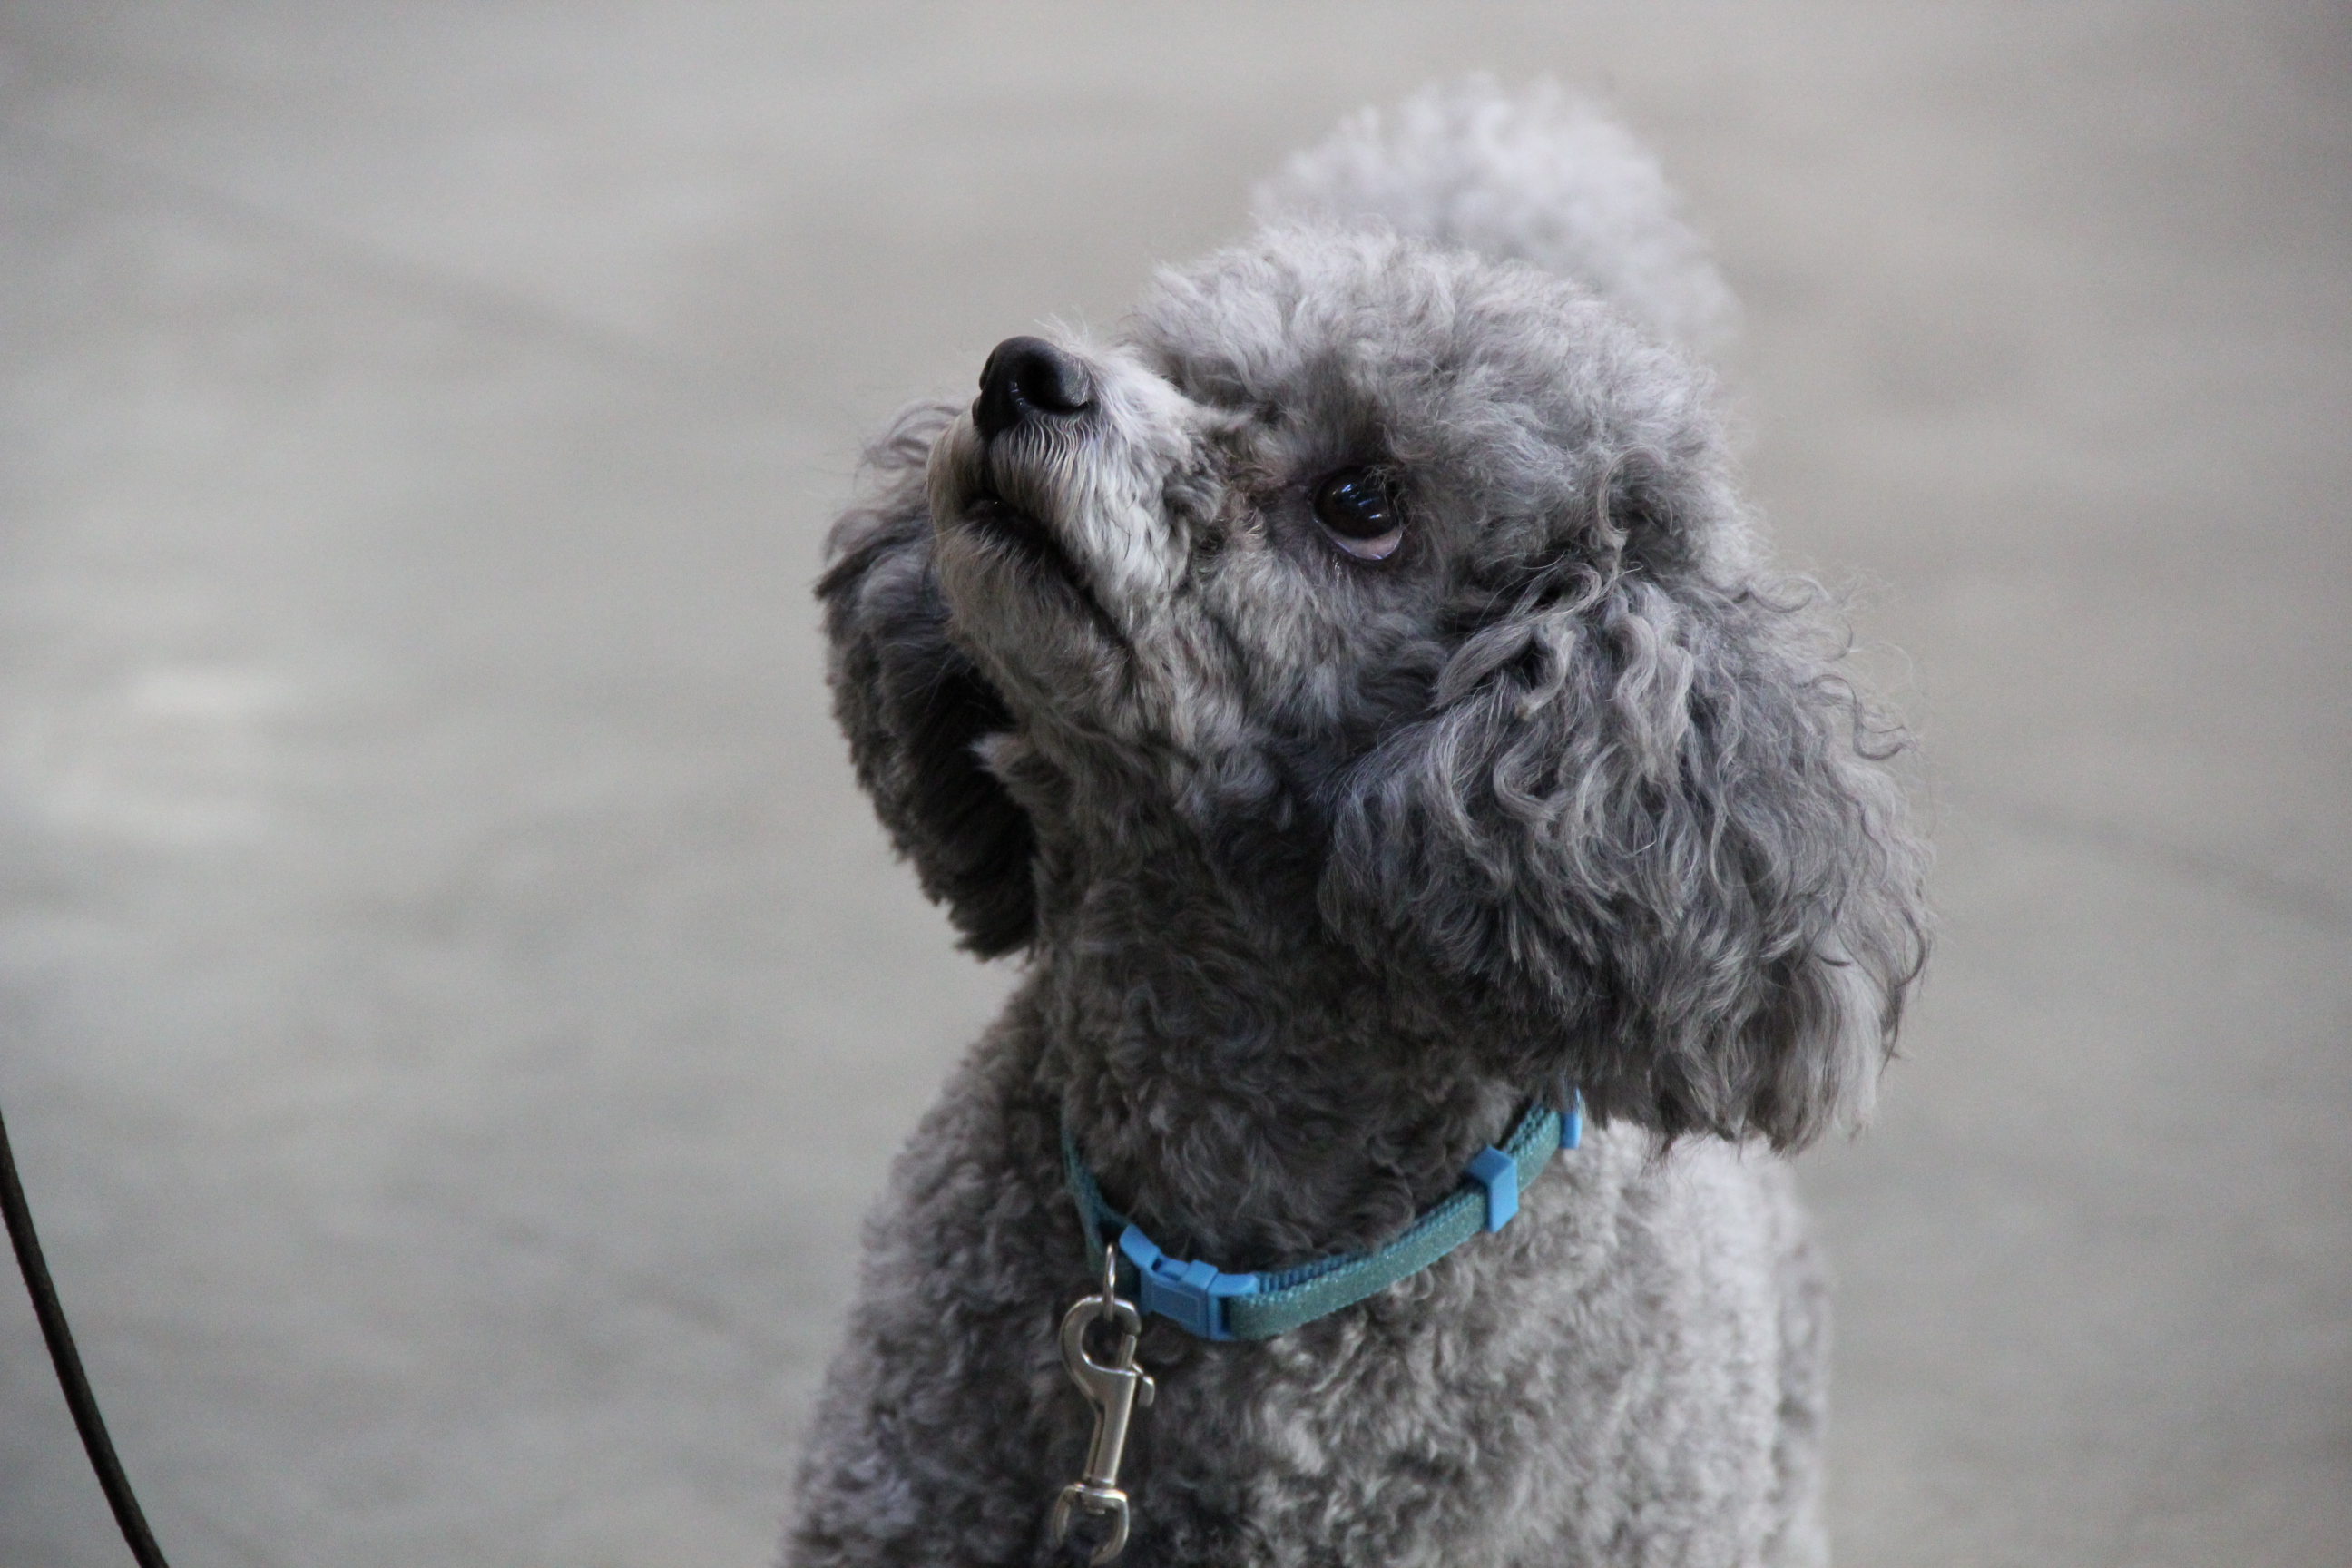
left=957, top=337, right=1107, bottom=604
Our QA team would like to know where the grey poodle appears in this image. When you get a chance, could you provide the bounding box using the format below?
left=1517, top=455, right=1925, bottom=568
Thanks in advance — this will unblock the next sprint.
left=790, top=80, right=1929, bottom=1568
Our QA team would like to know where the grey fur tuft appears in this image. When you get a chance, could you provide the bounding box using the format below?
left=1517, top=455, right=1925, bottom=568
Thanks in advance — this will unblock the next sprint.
left=1253, top=76, right=1738, bottom=352
left=1319, top=563, right=1929, bottom=1151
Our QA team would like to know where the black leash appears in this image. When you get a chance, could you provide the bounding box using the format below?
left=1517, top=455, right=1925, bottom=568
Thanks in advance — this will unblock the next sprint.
left=0, top=1102, right=172, bottom=1568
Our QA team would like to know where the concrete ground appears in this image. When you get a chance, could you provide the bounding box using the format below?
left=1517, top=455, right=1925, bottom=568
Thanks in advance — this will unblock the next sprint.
left=1, top=5, right=2345, bottom=1564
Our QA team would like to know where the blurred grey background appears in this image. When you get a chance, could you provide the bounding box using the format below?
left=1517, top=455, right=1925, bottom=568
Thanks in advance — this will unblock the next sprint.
left=1, top=5, right=2346, bottom=1565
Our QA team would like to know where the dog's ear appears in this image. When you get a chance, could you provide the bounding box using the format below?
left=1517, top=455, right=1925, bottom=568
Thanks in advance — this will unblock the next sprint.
left=818, top=403, right=1036, bottom=956
left=1320, top=527, right=1929, bottom=1150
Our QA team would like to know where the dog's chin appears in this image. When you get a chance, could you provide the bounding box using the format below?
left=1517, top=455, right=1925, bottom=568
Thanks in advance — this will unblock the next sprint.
left=961, top=495, right=1087, bottom=590
left=949, top=495, right=1128, bottom=647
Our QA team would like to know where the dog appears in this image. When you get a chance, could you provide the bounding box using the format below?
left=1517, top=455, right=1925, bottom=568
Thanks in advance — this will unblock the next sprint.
left=791, top=79, right=1929, bottom=1567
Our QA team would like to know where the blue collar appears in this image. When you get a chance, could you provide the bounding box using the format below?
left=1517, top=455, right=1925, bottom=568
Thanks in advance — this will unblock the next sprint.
left=1061, top=1087, right=1582, bottom=1341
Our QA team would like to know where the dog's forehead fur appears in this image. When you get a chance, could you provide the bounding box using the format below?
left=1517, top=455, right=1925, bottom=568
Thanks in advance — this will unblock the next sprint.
left=1130, top=227, right=1746, bottom=578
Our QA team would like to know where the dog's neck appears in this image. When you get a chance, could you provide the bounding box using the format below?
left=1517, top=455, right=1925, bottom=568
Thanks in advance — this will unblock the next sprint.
left=1028, top=808, right=1534, bottom=1272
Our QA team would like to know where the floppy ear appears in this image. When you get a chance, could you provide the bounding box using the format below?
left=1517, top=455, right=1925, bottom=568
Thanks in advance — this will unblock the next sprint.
left=818, top=403, right=1036, bottom=956
left=1321, top=547, right=1929, bottom=1150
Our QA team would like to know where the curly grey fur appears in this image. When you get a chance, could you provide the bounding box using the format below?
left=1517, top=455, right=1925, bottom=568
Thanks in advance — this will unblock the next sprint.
left=1253, top=76, right=1739, bottom=354
left=794, top=79, right=1927, bottom=1568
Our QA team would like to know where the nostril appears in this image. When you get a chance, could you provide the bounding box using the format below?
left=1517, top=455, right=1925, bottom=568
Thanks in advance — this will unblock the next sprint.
left=975, top=336, right=1092, bottom=440
left=1010, top=341, right=1090, bottom=415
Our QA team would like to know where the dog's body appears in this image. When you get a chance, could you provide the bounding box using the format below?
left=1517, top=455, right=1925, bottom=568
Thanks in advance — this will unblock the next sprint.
left=791, top=83, right=1927, bottom=1567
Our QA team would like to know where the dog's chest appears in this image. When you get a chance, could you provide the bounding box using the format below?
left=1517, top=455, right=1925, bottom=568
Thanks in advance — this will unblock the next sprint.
left=1030, top=1130, right=1799, bottom=1568
left=1070, top=1169, right=1607, bottom=1564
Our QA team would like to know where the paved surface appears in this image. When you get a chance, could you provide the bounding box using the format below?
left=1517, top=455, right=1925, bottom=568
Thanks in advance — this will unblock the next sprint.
left=1, top=5, right=2346, bottom=1565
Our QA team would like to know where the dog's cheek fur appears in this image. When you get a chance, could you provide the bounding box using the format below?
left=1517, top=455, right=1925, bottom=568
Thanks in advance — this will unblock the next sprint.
left=818, top=402, right=1037, bottom=956
left=1320, top=571, right=1930, bottom=1150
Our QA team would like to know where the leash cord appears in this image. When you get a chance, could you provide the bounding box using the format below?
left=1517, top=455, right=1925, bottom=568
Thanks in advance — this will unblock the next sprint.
left=0, top=1103, right=172, bottom=1568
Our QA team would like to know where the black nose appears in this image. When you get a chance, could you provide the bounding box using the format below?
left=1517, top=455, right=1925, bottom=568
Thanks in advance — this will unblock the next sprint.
left=974, top=336, right=1092, bottom=441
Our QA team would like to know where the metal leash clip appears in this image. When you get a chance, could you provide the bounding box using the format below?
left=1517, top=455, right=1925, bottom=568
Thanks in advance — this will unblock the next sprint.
left=1049, top=1243, right=1155, bottom=1564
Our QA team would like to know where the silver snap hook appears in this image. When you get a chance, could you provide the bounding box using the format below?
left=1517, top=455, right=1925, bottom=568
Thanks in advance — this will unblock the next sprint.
left=1049, top=1244, right=1154, bottom=1564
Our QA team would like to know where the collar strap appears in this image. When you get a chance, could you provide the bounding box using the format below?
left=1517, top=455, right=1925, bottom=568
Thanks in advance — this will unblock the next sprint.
left=1061, top=1087, right=1583, bottom=1341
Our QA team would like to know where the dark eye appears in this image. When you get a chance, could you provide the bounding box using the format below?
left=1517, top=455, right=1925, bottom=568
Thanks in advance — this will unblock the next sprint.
left=1311, top=467, right=1405, bottom=561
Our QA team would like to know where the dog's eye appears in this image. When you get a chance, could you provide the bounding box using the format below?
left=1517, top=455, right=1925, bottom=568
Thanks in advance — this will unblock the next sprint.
left=1311, top=468, right=1404, bottom=562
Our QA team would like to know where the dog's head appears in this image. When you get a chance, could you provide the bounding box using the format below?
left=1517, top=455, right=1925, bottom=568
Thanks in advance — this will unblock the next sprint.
left=823, top=226, right=1927, bottom=1149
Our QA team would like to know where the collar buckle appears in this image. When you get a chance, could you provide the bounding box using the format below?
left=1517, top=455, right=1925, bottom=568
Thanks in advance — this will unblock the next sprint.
left=1116, top=1225, right=1259, bottom=1341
